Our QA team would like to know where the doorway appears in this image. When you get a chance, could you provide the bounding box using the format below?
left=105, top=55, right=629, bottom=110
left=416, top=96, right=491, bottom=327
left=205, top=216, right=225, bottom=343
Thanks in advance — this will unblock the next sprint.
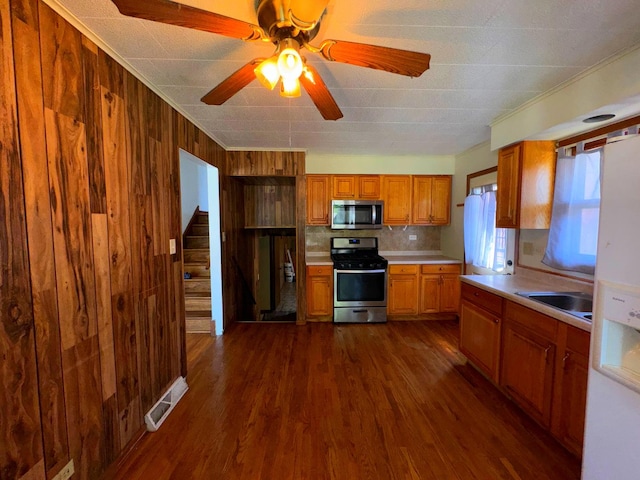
left=179, top=150, right=223, bottom=335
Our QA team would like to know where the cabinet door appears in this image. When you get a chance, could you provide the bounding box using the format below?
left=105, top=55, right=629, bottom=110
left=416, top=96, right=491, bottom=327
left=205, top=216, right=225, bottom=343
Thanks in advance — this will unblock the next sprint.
left=306, top=266, right=333, bottom=317
left=430, top=176, right=451, bottom=225
left=496, top=144, right=521, bottom=228
left=460, top=301, right=501, bottom=382
left=382, top=175, right=411, bottom=224
left=412, top=176, right=434, bottom=224
left=306, top=175, right=330, bottom=225
left=388, top=269, right=418, bottom=315
left=439, top=273, right=460, bottom=313
left=551, top=325, right=590, bottom=456
left=501, top=322, right=555, bottom=427
left=358, top=175, right=381, bottom=199
left=419, top=274, right=440, bottom=313
left=332, top=175, right=356, bottom=199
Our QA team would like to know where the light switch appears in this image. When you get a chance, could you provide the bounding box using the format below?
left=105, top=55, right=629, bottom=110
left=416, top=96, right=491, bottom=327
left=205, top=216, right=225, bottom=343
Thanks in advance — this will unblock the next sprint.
left=169, top=238, right=176, bottom=254
left=409, top=234, right=417, bottom=241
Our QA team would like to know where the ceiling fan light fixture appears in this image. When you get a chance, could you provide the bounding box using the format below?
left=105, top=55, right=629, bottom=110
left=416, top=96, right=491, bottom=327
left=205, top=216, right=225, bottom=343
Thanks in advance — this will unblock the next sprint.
left=254, top=57, right=280, bottom=90
left=280, top=77, right=301, bottom=98
left=277, top=39, right=303, bottom=81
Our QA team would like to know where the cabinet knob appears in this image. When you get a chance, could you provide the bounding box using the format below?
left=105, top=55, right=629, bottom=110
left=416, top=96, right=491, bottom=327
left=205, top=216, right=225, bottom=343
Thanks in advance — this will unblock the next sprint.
left=474, top=292, right=479, bottom=297
left=494, top=318, right=499, bottom=324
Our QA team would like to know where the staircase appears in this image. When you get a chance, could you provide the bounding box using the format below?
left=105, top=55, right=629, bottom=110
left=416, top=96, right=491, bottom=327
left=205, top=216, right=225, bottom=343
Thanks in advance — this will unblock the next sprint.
left=183, top=210, right=213, bottom=334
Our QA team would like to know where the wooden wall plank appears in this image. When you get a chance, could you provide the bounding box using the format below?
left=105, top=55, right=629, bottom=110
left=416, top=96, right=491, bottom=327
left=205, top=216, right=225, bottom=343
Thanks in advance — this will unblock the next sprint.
left=0, top=1, right=44, bottom=476
left=11, top=0, right=69, bottom=473
left=44, top=108, right=98, bottom=349
left=61, top=336, right=104, bottom=479
left=99, top=57, right=141, bottom=447
left=91, top=213, right=116, bottom=401
left=39, top=2, right=84, bottom=121
left=82, top=36, right=107, bottom=214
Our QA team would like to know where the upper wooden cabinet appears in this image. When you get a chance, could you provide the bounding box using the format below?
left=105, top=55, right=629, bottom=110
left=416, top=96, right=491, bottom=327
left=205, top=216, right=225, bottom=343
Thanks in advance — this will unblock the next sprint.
left=412, top=176, right=452, bottom=225
left=331, top=175, right=381, bottom=200
left=306, top=175, right=330, bottom=225
left=496, top=141, right=556, bottom=229
left=358, top=175, right=381, bottom=199
left=382, top=175, right=412, bottom=224
left=332, top=175, right=357, bottom=199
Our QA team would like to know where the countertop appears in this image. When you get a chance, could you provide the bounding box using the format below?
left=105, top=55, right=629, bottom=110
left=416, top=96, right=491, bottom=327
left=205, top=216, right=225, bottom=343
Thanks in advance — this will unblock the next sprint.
left=305, top=251, right=462, bottom=266
left=460, top=273, right=593, bottom=332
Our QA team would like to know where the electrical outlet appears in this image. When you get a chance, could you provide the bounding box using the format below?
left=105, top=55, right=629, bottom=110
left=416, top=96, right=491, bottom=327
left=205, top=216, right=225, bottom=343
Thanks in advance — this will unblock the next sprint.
left=53, top=459, right=74, bottom=480
left=523, top=242, right=534, bottom=255
left=169, top=238, right=176, bottom=255
left=409, top=234, right=417, bottom=241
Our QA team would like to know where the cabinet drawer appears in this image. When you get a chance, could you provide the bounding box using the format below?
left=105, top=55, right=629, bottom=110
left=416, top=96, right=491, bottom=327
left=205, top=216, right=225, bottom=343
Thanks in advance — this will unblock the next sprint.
left=504, top=300, right=558, bottom=342
left=421, top=264, right=461, bottom=275
left=389, top=264, right=418, bottom=275
left=306, top=265, right=333, bottom=276
left=461, top=283, right=503, bottom=316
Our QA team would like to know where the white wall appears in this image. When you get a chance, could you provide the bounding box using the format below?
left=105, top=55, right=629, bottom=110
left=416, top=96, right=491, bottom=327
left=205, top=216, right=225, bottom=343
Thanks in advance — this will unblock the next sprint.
left=179, top=153, right=209, bottom=233
left=441, top=141, right=498, bottom=261
left=305, top=154, right=455, bottom=174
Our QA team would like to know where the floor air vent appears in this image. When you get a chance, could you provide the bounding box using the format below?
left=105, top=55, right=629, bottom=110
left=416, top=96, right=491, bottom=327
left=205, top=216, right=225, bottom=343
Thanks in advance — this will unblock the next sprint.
left=144, top=376, right=189, bottom=432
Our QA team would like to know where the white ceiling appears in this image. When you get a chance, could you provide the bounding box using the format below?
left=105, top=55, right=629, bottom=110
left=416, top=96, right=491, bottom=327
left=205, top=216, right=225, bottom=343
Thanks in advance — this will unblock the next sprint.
left=50, top=0, right=640, bottom=156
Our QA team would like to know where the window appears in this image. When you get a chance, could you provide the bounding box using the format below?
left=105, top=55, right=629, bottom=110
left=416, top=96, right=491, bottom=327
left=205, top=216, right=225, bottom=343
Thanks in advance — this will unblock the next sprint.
left=542, top=149, right=602, bottom=274
left=464, top=183, right=511, bottom=273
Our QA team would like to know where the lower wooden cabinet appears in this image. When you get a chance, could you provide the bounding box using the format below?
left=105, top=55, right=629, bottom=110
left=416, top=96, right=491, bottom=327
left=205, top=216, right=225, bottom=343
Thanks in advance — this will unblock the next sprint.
left=388, top=265, right=419, bottom=315
left=388, top=263, right=461, bottom=317
left=459, top=285, right=590, bottom=457
left=306, top=265, right=333, bottom=319
left=420, top=264, right=461, bottom=314
left=551, top=325, right=590, bottom=457
left=460, top=301, right=502, bottom=382
left=501, top=320, right=556, bottom=427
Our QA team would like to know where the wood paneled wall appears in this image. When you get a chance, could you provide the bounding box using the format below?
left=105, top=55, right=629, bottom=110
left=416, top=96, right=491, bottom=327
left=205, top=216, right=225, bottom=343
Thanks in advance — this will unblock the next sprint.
left=0, top=1, right=227, bottom=478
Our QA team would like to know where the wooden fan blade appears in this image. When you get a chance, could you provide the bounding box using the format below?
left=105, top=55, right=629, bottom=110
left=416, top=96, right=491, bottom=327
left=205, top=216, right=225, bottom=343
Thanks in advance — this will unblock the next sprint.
left=299, top=65, right=343, bottom=121
left=111, top=0, right=263, bottom=40
left=201, top=60, right=261, bottom=105
left=319, top=40, right=431, bottom=77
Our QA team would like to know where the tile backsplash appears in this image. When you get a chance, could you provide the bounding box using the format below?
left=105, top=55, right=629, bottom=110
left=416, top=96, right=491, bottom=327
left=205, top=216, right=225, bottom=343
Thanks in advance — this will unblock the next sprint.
left=306, top=226, right=441, bottom=252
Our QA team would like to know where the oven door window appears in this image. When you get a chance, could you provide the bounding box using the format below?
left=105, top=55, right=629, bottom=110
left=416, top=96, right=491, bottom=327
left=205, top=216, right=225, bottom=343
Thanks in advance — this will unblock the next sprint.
left=336, top=270, right=386, bottom=303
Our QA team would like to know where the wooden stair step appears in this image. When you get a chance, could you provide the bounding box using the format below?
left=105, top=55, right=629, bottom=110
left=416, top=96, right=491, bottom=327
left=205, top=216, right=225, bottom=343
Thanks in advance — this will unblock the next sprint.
left=183, top=249, right=210, bottom=263
left=184, top=235, right=209, bottom=249
left=185, top=296, right=212, bottom=311
left=186, top=317, right=212, bottom=334
left=194, top=213, right=209, bottom=225
left=184, top=278, right=211, bottom=294
left=190, top=224, right=209, bottom=236
left=183, top=263, right=210, bottom=278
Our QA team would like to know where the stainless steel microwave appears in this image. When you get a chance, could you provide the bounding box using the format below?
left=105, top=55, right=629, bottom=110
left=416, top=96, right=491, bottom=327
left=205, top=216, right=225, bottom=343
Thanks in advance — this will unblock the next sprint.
left=331, top=200, right=383, bottom=230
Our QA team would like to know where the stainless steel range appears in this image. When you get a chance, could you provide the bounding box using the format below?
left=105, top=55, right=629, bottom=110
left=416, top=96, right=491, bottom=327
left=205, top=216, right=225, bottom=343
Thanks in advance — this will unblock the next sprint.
left=330, top=237, right=388, bottom=323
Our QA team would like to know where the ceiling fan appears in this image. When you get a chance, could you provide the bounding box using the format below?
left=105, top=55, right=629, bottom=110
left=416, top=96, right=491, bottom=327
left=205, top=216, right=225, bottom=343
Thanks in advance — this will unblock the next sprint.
left=111, top=0, right=432, bottom=120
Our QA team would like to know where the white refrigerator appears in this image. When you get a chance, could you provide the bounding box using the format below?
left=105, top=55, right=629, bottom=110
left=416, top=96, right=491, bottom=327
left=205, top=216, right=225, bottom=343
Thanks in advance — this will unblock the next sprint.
left=583, top=133, right=640, bottom=479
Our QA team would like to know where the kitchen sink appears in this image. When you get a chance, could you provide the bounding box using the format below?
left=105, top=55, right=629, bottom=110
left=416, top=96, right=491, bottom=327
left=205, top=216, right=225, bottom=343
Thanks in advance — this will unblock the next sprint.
left=515, top=291, right=593, bottom=321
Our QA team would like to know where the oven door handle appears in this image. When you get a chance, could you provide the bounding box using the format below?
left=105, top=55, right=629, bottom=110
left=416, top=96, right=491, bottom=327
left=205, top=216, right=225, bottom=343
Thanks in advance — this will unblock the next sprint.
left=335, top=269, right=387, bottom=274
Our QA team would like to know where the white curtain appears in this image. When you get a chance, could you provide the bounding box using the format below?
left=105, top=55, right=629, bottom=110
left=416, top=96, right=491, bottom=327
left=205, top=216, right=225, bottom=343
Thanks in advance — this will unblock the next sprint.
left=464, top=191, right=503, bottom=270
left=543, top=149, right=602, bottom=274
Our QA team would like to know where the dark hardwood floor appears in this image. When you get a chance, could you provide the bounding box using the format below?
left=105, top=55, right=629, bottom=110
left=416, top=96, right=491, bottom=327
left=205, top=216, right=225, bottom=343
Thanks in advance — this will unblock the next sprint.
left=108, top=321, right=581, bottom=479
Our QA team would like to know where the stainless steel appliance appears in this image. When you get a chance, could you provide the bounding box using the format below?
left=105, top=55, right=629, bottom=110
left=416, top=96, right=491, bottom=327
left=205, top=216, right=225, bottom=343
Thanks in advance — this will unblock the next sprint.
left=331, top=200, right=383, bottom=230
left=331, top=237, right=388, bottom=323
